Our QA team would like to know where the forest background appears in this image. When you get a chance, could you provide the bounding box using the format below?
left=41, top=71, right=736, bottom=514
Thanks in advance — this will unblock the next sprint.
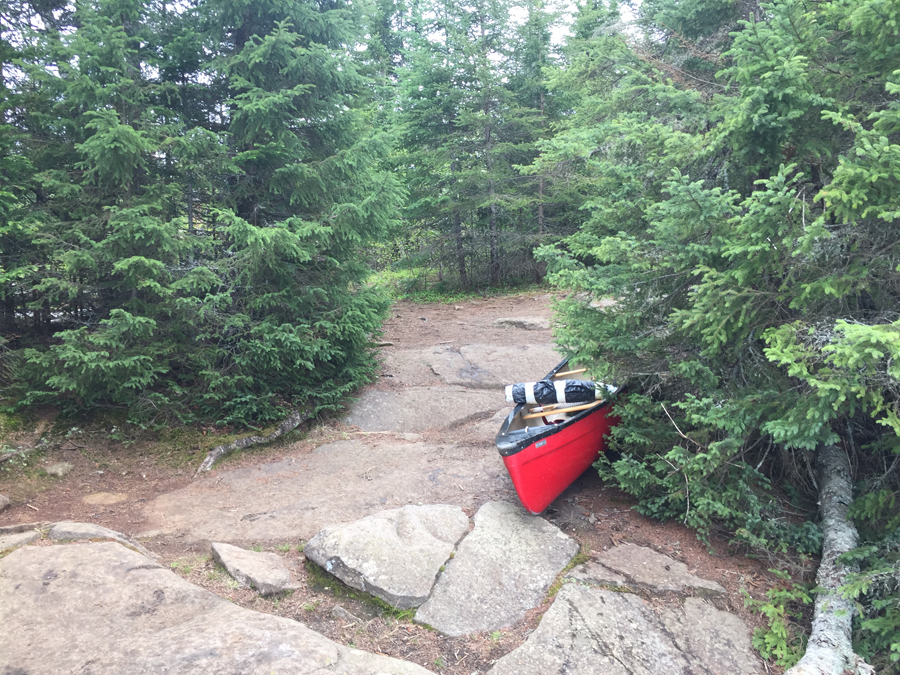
left=0, top=0, right=898, bottom=670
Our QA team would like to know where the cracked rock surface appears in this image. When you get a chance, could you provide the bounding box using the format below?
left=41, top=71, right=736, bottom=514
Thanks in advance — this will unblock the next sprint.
left=0, top=528, right=40, bottom=551
left=140, top=438, right=511, bottom=542
left=492, top=317, right=552, bottom=331
left=565, top=542, right=725, bottom=595
left=344, top=386, right=499, bottom=432
left=0, top=541, right=431, bottom=675
left=304, top=504, right=469, bottom=609
left=422, top=344, right=561, bottom=390
left=49, top=520, right=156, bottom=558
left=488, top=583, right=761, bottom=675
left=414, top=501, right=578, bottom=636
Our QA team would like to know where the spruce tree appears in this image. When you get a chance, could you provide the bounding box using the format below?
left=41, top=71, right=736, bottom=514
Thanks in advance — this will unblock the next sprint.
left=397, top=0, right=565, bottom=286
left=2, top=0, right=403, bottom=427
left=536, top=0, right=900, bottom=668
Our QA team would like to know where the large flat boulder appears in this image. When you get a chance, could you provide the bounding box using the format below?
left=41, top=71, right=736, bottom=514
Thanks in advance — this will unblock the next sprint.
left=344, top=386, right=499, bottom=432
left=305, top=505, right=469, bottom=609
left=492, top=317, right=552, bottom=331
left=424, top=344, right=561, bottom=390
left=663, top=597, right=762, bottom=674
left=211, top=542, right=296, bottom=595
left=140, top=439, right=511, bottom=543
left=414, top=501, right=578, bottom=636
left=488, top=584, right=761, bottom=675
left=0, top=541, right=431, bottom=675
left=379, top=344, right=561, bottom=389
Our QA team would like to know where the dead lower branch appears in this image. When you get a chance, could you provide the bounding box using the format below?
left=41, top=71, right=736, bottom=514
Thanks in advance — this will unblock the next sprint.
left=196, top=408, right=315, bottom=474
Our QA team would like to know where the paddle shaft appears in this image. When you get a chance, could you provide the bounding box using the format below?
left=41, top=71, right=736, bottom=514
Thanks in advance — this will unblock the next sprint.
left=552, top=368, right=587, bottom=378
left=528, top=397, right=596, bottom=413
left=522, top=399, right=602, bottom=421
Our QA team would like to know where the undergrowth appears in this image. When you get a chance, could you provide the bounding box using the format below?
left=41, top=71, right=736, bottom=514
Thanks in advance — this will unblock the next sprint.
left=744, top=570, right=813, bottom=669
left=370, top=267, right=546, bottom=303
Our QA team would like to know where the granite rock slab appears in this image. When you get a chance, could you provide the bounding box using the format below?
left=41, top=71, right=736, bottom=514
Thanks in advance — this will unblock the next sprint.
left=0, top=541, right=431, bottom=675
left=414, top=501, right=578, bottom=636
left=492, top=317, right=552, bottom=331
left=563, top=559, right=629, bottom=586
left=211, top=542, right=296, bottom=595
left=593, top=543, right=725, bottom=595
left=345, top=386, right=499, bottom=432
left=140, top=439, right=510, bottom=543
left=488, top=583, right=761, bottom=675
left=662, top=597, right=763, bottom=674
left=49, top=520, right=155, bottom=559
left=423, top=344, right=561, bottom=390
left=0, top=521, right=50, bottom=535
left=0, top=529, right=40, bottom=551
left=305, top=505, right=469, bottom=609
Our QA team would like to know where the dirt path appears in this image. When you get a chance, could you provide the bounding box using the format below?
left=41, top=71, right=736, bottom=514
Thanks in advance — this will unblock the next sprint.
left=0, top=292, right=780, bottom=675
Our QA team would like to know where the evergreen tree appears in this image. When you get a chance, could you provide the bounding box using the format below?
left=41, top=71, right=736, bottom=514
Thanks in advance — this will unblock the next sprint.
left=396, top=0, right=565, bottom=286
left=507, top=0, right=570, bottom=262
left=536, top=0, right=900, bottom=668
left=2, top=0, right=404, bottom=427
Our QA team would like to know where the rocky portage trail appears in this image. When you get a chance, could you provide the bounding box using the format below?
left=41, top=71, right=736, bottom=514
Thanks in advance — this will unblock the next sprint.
left=0, top=293, right=776, bottom=675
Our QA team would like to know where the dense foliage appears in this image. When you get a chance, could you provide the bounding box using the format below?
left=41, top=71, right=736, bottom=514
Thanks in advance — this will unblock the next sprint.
left=0, top=0, right=403, bottom=426
left=536, top=0, right=900, bottom=668
left=2, top=0, right=899, bottom=665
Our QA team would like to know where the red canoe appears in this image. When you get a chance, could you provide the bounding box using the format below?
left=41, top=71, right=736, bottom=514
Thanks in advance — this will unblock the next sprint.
left=495, top=358, right=620, bottom=514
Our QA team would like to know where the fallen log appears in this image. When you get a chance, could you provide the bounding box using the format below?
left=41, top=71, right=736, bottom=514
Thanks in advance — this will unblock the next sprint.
left=196, top=408, right=314, bottom=474
left=784, top=444, right=874, bottom=675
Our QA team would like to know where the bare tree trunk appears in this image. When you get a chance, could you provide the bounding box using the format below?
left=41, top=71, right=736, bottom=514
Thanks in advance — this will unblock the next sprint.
left=483, top=99, right=500, bottom=286
left=538, top=176, right=544, bottom=235
left=538, top=91, right=545, bottom=237
left=453, top=210, right=467, bottom=287
left=784, top=445, right=874, bottom=675
left=489, top=197, right=500, bottom=286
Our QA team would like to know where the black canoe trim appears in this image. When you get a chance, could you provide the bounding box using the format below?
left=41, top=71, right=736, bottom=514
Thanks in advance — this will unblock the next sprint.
left=495, top=357, right=617, bottom=458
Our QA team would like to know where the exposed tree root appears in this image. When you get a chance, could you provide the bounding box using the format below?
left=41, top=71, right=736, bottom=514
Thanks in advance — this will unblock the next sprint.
left=785, top=444, right=874, bottom=675
left=196, top=409, right=314, bottom=474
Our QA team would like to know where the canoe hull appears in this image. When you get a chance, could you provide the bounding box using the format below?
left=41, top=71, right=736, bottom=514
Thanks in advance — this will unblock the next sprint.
left=496, top=359, right=619, bottom=514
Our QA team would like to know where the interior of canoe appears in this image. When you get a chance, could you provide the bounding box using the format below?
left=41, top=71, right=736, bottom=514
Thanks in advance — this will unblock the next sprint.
left=504, top=364, right=604, bottom=432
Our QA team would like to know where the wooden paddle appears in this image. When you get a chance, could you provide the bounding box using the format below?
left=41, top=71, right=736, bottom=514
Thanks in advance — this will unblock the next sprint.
left=522, top=399, right=602, bottom=421
left=528, top=401, right=568, bottom=413
left=552, top=368, right=587, bottom=378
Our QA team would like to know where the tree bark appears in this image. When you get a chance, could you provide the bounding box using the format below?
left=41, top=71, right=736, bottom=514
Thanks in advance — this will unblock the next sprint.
left=784, top=444, right=874, bottom=675
left=538, top=175, right=544, bottom=236
left=453, top=210, right=467, bottom=287
left=538, top=90, right=545, bottom=236
left=489, top=197, right=500, bottom=286
left=196, top=408, right=314, bottom=473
